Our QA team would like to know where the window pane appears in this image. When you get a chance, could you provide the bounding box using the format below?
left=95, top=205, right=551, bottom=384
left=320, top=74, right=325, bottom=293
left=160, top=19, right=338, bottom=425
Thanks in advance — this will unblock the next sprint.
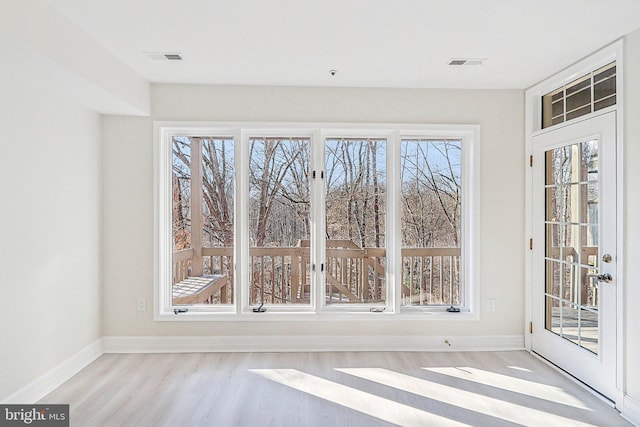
left=541, top=62, right=616, bottom=129
left=400, top=139, right=462, bottom=306
left=594, top=76, right=615, bottom=102
left=249, top=137, right=311, bottom=305
left=566, top=105, right=591, bottom=121
left=551, top=100, right=564, bottom=118
left=325, top=138, right=387, bottom=305
left=172, top=137, right=191, bottom=251
left=542, top=90, right=561, bottom=129
left=565, top=75, right=590, bottom=97
left=172, top=137, right=235, bottom=306
left=594, top=95, right=616, bottom=111
left=201, top=138, right=235, bottom=303
left=172, top=138, right=193, bottom=305
left=565, top=87, right=591, bottom=113
left=594, top=64, right=616, bottom=84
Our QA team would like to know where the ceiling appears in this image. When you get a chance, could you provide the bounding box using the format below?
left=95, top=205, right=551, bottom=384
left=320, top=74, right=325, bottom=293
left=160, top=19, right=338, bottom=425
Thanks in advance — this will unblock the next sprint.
left=48, top=0, right=640, bottom=89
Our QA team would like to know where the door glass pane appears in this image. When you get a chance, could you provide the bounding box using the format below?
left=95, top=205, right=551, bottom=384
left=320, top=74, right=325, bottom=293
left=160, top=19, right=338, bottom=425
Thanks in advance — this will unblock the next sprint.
left=545, top=260, right=561, bottom=297
left=544, top=139, right=600, bottom=354
left=248, top=137, right=311, bottom=305
left=545, top=224, right=561, bottom=260
left=581, top=267, right=598, bottom=307
left=563, top=260, right=579, bottom=305
left=585, top=184, right=599, bottom=224
left=580, top=308, right=599, bottom=354
left=545, top=187, right=562, bottom=222
left=562, top=224, right=580, bottom=263
left=400, top=139, right=462, bottom=307
left=562, top=302, right=580, bottom=346
left=546, top=296, right=561, bottom=335
left=325, top=138, right=386, bottom=305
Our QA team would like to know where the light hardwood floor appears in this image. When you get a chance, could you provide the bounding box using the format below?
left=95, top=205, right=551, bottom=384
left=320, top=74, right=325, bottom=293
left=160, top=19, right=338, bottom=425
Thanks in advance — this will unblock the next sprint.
left=40, top=350, right=630, bottom=426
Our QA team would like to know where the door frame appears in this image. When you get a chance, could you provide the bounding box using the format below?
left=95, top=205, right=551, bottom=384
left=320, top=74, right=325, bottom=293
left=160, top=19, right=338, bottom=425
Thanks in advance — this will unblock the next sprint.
left=525, top=40, right=625, bottom=405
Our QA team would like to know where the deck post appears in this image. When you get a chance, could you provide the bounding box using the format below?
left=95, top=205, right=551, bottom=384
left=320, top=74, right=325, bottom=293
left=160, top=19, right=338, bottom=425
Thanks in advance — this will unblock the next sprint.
left=191, top=137, right=204, bottom=276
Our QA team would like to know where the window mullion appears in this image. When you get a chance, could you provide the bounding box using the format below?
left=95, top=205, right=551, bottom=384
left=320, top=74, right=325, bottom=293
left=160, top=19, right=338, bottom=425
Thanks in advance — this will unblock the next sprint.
left=313, top=130, right=325, bottom=313
left=389, top=130, right=401, bottom=313
left=236, top=130, right=249, bottom=314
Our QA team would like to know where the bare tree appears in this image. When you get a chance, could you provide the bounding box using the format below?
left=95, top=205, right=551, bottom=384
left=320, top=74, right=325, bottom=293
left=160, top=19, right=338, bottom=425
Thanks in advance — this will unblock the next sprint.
left=201, top=138, right=234, bottom=247
left=325, top=138, right=386, bottom=248
left=249, top=137, right=309, bottom=247
left=401, top=140, right=461, bottom=248
left=172, top=137, right=192, bottom=250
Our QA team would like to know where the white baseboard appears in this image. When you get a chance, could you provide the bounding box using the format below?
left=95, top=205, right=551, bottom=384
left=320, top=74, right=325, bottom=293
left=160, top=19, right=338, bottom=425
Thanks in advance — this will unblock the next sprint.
left=2, top=339, right=104, bottom=404
left=621, top=395, right=640, bottom=426
left=103, top=334, right=524, bottom=353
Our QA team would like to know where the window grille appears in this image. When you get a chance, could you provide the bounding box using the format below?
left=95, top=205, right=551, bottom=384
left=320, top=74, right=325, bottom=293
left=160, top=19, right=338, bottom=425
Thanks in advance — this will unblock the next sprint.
left=542, top=62, right=616, bottom=129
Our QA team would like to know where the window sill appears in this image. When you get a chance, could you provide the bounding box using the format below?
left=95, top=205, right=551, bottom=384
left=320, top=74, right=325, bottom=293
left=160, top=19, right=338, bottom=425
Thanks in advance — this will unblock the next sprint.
left=155, top=308, right=479, bottom=322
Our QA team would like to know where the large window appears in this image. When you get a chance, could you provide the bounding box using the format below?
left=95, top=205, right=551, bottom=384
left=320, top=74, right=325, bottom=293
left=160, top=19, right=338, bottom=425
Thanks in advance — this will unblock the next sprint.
left=155, top=124, right=479, bottom=318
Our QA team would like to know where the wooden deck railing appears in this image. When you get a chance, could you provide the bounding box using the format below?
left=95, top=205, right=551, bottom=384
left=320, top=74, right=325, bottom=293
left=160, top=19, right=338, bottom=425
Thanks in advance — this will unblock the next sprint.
left=172, top=248, right=194, bottom=284
left=202, top=247, right=234, bottom=303
left=249, top=247, right=309, bottom=304
left=402, top=247, right=461, bottom=306
left=172, top=244, right=461, bottom=306
left=324, top=240, right=386, bottom=304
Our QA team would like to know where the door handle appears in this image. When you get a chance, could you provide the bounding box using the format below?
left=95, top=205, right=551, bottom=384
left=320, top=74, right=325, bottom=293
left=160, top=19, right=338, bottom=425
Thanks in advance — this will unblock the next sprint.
left=597, top=273, right=613, bottom=283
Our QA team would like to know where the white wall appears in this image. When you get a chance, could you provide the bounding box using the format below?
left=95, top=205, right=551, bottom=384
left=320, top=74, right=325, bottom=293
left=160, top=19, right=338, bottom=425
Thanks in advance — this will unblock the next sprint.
left=102, top=85, right=525, bottom=339
left=624, top=28, right=640, bottom=404
left=0, top=0, right=150, bottom=115
left=0, top=71, right=102, bottom=400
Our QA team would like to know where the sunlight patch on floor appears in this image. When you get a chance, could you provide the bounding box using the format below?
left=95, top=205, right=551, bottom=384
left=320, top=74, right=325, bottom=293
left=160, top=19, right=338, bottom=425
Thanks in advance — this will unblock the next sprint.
left=424, top=366, right=590, bottom=409
left=338, top=368, right=598, bottom=427
left=249, top=369, right=469, bottom=427
left=507, top=365, right=533, bottom=373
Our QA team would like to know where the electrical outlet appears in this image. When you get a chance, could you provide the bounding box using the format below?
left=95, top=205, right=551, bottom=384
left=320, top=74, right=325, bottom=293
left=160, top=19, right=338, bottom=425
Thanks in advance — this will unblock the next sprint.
left=136, top=298, right=147, bottom=312
left=487, top=298, right=496, bottom=312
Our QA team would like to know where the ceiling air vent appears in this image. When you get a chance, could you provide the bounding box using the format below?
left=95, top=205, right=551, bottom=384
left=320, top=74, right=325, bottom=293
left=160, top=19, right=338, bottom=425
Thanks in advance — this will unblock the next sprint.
left=448, top=58, right=486, bottom=66
left=145, top=52, right=183, bottom=61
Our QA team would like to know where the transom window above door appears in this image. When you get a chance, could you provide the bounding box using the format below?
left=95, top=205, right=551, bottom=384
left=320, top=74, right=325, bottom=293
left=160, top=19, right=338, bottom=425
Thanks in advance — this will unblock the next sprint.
left=155, top=123, right=480, bottom=320
left=541, top=62, right=616, bottom=129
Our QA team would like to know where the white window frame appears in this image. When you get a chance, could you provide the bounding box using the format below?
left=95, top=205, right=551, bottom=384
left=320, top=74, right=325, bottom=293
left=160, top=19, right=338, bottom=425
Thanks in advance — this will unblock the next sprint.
left=154, top=122, right=480, bottom=321
left=319, top=128, right=396, bottom=314
left=239, top=128, right=318, bottom=314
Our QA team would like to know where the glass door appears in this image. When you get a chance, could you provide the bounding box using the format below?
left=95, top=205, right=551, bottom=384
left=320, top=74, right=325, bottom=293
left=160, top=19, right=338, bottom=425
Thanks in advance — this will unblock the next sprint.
left=532, top=112, right=617, bottom=399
